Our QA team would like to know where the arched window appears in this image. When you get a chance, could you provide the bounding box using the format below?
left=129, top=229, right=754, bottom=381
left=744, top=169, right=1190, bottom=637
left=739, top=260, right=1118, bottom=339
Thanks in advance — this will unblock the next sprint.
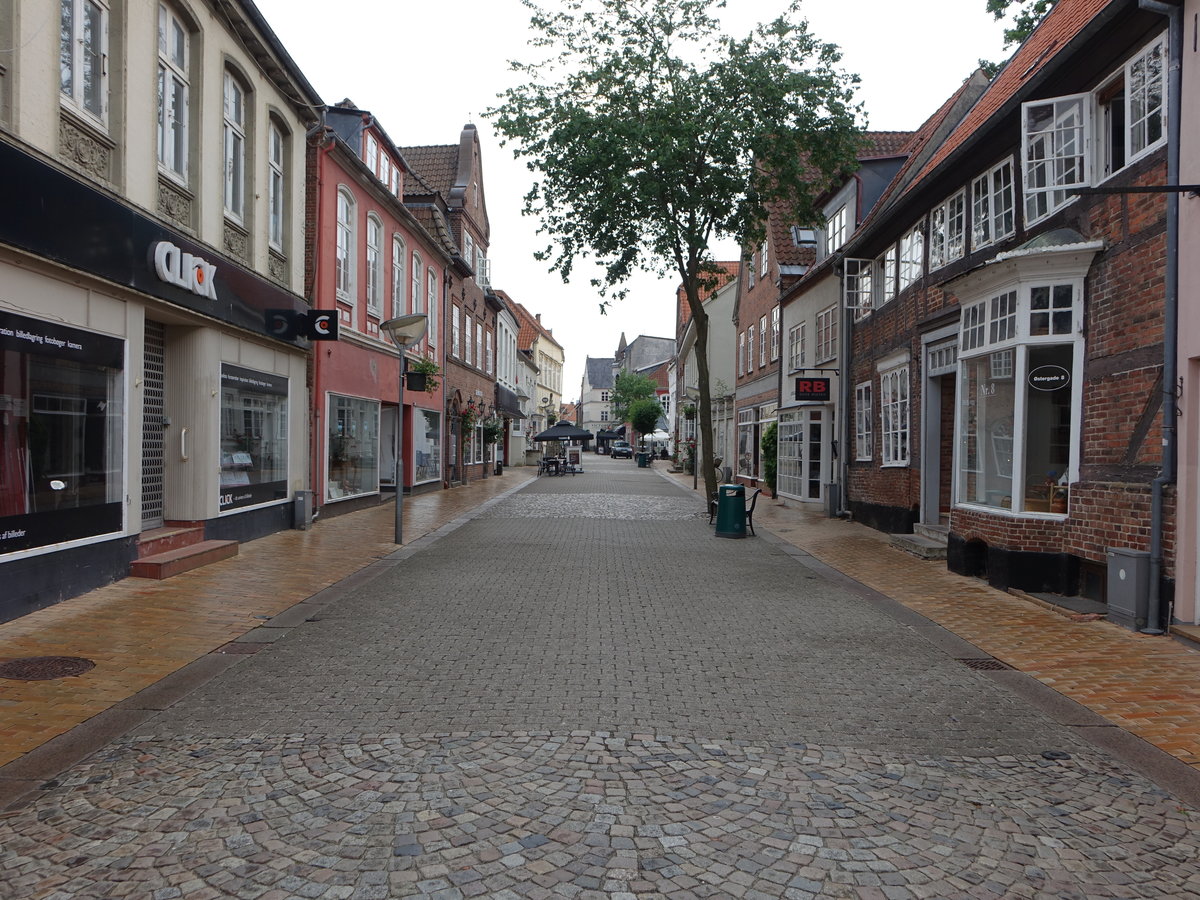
left=157, top=2, right=191, bottom=181
left=222, top=69, right=249, bottom=222
left=366, top=214, right=383, bottom=315
left=267, top=119, right=287, bottom=251
left=391, top=235, right=406, bottom=318
left=335, top=189, right=354, bottom=301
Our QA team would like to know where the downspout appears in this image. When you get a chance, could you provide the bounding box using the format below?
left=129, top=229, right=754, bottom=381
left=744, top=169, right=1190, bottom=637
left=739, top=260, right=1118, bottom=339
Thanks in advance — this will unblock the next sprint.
left=836, top=255, right=851, bottom=517
left=1138, top=0, right=1182, bottom=634
left=305, top=111, right=331, bottom=508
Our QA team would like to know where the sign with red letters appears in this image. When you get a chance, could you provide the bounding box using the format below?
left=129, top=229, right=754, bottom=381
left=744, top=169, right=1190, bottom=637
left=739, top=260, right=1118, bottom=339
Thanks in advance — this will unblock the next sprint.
left=794, top=377, right=831, bottom=402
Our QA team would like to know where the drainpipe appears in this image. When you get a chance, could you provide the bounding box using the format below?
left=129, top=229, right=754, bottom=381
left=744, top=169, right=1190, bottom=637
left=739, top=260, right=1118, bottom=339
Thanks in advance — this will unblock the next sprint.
left=1138, top=0, right=1182, bottom=634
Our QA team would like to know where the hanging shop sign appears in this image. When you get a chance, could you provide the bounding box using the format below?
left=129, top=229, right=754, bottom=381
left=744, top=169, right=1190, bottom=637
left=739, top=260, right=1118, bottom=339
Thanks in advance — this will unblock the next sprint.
left=1028, top=365, right=1070, bottom=391
left=794, top=377, right=831, bottom=402
left=265, top=309, right=339, bottom=340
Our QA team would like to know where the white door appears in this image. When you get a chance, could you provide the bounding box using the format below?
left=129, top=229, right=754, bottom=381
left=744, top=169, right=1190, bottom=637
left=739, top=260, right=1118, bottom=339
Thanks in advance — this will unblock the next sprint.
left=777, top=407, right=826, bottom=501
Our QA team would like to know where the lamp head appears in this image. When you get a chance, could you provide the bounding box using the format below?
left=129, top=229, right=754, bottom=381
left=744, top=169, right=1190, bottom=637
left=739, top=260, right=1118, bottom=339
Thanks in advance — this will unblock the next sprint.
left=381, top=313, right=428, bottom=347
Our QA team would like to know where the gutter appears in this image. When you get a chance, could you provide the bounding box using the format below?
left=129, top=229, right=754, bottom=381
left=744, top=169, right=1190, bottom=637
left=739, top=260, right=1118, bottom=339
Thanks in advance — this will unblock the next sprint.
left=1138, top=0, right=1183, bottom=634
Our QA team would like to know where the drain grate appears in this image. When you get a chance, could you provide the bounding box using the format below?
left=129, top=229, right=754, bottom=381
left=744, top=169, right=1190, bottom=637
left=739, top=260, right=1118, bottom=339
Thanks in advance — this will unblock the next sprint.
left=0, top=656, right=96, bottom=680
left=957, top=657, right=1014, bottom=671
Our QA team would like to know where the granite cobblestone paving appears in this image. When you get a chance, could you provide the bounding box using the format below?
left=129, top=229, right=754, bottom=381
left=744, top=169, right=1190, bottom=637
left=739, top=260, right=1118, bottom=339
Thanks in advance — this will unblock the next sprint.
left=2, top=457, right=1199, bottom=898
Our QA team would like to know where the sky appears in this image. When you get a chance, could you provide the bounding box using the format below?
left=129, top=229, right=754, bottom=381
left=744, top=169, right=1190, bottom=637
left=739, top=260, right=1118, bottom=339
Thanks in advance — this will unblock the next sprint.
left=253, top=0, right=1013, bottom=398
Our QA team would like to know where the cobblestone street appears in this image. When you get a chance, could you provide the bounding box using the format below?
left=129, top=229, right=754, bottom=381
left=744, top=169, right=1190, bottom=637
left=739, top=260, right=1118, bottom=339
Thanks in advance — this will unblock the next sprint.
left=2, top=455, right=1199, bottom=899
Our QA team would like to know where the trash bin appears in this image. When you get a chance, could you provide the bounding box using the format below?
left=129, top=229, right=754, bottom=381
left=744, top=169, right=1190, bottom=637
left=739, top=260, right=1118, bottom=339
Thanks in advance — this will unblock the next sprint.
left=714, top=483, right=746, bottom=539
left=636, top=452, right=649, bottom=467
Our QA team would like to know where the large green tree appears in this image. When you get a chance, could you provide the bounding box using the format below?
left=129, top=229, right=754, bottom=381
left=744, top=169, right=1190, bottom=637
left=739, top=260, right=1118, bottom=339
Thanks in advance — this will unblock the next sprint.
left=610, top=371, right=658, bottom=426
left=629, top=397, right=666, bottom=447
left=488, top=0, right=863, bottom=503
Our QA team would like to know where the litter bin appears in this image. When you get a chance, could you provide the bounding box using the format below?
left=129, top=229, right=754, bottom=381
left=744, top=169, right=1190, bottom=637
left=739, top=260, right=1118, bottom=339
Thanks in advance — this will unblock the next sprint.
left=714, top=483, right=746, bottom=539
left=636, top=452, right=649, bottom=468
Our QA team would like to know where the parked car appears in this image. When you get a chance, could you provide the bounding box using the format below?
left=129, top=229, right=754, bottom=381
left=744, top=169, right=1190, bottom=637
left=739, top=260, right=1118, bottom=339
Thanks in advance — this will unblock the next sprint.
left=611, top=441, right=633, bottom=459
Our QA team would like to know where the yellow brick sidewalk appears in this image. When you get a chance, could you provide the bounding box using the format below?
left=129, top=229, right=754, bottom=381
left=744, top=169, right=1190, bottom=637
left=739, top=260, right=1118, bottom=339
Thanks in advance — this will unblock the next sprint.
left=0, top=471, right=533, bottom=768
left=670, top=470, right=1200, bottom=770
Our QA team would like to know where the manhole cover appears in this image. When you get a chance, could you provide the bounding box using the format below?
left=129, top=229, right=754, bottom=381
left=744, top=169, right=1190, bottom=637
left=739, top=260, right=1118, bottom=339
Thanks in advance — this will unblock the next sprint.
left=0, top=656, right=96, bottom=680
left=957, top=657, right=1014, bottom=671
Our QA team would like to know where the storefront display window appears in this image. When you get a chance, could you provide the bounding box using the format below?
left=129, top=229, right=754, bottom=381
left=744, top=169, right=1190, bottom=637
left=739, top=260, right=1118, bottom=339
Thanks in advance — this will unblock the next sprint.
left=413, top=408, right=441, bottom=484
left=327, top=394, right=379, bottom=501
left=956, top=281, right=1079, bottom=514
left=219, top=364, right=288, bottom=511
left=0, top=312, right=124, bottom=553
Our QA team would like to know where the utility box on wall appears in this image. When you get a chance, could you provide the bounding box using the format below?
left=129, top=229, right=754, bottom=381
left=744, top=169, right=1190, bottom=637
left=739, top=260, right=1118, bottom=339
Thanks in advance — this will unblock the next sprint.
left=1106, top=547, right=1150, bottom=630
left=294, top=491, right=314, bottom=530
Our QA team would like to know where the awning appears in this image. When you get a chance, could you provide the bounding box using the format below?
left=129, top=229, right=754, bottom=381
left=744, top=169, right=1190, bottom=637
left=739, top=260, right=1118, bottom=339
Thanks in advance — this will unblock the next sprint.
left=596, top=430, right=622, bottom=440
left=494, top=384, right=527, bottom=419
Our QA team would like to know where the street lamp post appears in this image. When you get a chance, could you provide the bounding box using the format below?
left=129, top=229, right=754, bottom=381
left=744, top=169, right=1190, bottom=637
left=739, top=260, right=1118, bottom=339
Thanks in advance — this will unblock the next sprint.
left=380, top=314, right=428, bottom=545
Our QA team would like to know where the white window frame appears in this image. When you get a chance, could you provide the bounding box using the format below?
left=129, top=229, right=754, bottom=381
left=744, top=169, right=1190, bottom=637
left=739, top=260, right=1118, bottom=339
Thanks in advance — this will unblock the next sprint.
left=855, top=381, right=873, bottom=461
left=971, top=158, right=1015, bottom=251
left=879, top=365, right=910, bottom=467
left=1022, top=93, right=1090, bottom=224
left=825, top=205, right=848, bottom=254
left=365, top=214, right=383, bottom=316
left=1126, top=34, right=1167, bottom=162
left=738, top=331, right=746, bottom=376
left=475, top=322, right=483, bottom=369
left=156, top=2, right=189, bottom=182
left=928, top=190, right=965, bottom=270
left=770, top=306, right=780, bottom=362
left=876, top=244, right=898, bottom=306
left=759, top=241, right=769, bottom=278
left=758, top=315, right=767, bottom=367
left=747, top=324, right=756, bottom=371
left=844, top=258, right=874, bottom=322
left=486, top=330, right=494, bottom=375
left=427, top=269, right=438, bottom=346
left=222, top=70, right=247, bottom=223
left=390, top=235, right=406, bottom=318
left=898, top=225, right=923, bottom=291
left=452, top=304, right=461, bottom=358
left=815, top=304, right=838, bottom=364
left=787, top=322, right=805, bottom=372
left=334, top=189, right=354, bottom=303
left=60, top=0, right=109, bottom=123
left=366, top=134, right=378, bottom=175
left=267, top=122, right=285, bottom=251
left=464, top=316, right=473, bottom=366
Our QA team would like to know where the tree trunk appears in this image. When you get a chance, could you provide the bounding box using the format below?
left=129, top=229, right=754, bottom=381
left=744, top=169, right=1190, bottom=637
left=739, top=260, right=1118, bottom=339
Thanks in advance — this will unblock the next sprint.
left=686, top=287, right=719, bottom=505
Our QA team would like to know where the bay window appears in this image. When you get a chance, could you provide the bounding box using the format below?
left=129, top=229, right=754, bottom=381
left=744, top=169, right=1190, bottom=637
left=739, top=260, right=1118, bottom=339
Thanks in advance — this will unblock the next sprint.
left=956, top=280, right=1082, bottom=514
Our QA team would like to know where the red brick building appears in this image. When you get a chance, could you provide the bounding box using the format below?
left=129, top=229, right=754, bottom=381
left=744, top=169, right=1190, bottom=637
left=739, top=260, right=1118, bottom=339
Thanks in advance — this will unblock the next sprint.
left=844, top=0, right=1174, bottom=614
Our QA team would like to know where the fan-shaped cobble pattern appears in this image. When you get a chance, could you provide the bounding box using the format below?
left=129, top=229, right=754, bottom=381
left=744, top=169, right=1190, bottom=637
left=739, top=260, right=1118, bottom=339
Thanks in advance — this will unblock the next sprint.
left=2, top=730, right=1198, bottom=899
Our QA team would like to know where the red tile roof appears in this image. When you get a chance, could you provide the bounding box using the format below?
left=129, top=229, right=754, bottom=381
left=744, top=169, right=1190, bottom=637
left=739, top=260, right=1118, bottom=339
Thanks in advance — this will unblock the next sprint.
left=903, top=0, right=1115, bottom=196
left=677, top=261, right=741, bottom=330
left=502, top=293, right=563, bottom=353
left=398, top=144, right=459, bottom=196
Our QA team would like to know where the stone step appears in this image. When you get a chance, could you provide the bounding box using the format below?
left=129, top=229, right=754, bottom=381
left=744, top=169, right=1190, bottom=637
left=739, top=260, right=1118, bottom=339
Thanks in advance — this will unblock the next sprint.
left=913, top=522, right=950, bottom=543
left=137, top=524, right=206, bottom=558
left=889, top=533, right=948, bottom=560
left=129, top=540, right=239, bottom=580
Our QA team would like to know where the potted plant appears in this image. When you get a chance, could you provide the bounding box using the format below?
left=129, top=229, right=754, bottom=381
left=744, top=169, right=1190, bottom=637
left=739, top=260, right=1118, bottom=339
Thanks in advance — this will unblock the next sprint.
left=683, top=403, right=696, bottom=420
left=482, top=418, right=503, bottom=445
left=1051, top=485, right=1068, bottom=514
left=459, top=400, right=480, bottom=433
left=405, top=356, right=440, bottom=393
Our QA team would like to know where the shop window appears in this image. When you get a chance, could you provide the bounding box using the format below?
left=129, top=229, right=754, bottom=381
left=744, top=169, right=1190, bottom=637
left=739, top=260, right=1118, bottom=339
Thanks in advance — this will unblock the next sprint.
left=219, top=364, right=288, bottom=511
left=737, top=408, right=758, bottom=478
left=413, top=408, right=441, bottom=484
left=326, top=394, right=379, bottom=501
left=0, top=313, right=124, bottom=553
left=956, top=282, right=1080, bottom=514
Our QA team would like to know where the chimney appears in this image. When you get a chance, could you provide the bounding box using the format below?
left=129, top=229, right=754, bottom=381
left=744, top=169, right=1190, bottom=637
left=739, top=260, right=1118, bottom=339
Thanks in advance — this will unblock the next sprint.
left=535, top=313, right=541, bottom=322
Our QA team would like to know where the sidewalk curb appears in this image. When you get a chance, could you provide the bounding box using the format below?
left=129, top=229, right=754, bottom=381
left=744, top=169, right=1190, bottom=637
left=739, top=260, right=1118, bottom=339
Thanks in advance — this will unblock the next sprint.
left=654, top=466, right=1200, bottom=810
left=0, top=476, right=534, bottom=814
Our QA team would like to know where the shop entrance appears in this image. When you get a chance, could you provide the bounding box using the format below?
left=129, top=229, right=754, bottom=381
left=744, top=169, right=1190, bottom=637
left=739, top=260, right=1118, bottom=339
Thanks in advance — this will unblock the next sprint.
left=922, top=334, right=958, bottom=527
left=140, top=320, right=166, bottom=529
left=777, top=407, right=826, bottom=502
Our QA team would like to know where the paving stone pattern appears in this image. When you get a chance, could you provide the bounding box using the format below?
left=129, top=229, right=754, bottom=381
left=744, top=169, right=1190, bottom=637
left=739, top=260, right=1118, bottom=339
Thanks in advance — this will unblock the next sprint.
left=2, top=457, right=1199, bottom=898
